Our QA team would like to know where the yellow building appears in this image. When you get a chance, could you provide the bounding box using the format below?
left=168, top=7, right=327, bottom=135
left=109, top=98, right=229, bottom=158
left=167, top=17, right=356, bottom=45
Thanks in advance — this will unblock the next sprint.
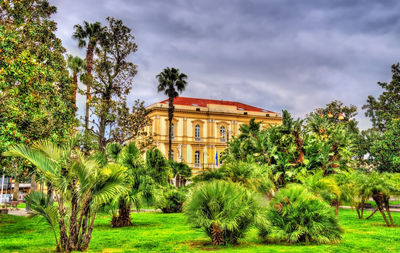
left=146, top=97, right=282, bottom=172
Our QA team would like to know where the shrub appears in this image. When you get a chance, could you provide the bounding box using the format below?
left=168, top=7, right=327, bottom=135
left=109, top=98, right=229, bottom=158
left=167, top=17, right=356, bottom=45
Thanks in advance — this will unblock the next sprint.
left=184, top=180, right=262, bottom=245
left=258, top=184, right=342, bottom=244
left=157, top=187, right=186, bottom=213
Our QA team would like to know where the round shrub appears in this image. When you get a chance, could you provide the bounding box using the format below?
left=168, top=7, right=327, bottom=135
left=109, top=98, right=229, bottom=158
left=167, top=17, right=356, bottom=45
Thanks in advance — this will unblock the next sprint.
left=156, top=187, right=186, bottom=213
left=184, top=180, right=261, bottom=245
left=258, top=184, right=342, bottom=244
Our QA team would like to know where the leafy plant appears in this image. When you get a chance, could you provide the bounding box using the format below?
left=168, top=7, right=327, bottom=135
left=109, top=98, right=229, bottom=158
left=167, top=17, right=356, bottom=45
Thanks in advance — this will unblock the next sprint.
left=258, top=184, right=342, bottom=244
left=184, top=180, right=262, bottom=245
left=156, top=186, right=186, bottom=213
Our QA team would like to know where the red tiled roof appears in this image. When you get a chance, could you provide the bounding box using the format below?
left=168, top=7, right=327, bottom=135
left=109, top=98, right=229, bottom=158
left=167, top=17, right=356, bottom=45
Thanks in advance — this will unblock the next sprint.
left=159, top=97, right=276, bottom=113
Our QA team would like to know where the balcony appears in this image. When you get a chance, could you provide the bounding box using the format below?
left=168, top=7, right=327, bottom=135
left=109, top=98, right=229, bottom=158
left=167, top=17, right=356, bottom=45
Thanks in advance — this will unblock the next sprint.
left=194, top=137, right=201, bottom=142
left=220, top=138, right=226, bottom=142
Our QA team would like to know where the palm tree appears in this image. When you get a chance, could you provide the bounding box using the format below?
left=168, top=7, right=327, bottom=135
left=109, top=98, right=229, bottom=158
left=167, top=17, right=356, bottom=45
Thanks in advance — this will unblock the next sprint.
left=156, top=67, right=187, bottom=160
left=72, top=21, right=104, bottom=131
left=3, top=140, right=127, bottom=252
left=67, top=55, right=85, bottom=107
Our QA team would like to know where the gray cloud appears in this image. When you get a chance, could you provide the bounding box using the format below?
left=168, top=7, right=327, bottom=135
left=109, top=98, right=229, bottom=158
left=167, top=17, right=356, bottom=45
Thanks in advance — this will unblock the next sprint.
left=50, top=0, right=400, bottom=129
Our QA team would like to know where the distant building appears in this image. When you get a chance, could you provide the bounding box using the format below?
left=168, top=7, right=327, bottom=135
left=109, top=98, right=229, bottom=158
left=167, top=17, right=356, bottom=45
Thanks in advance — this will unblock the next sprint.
left=146, top=97, right=282, bottom=172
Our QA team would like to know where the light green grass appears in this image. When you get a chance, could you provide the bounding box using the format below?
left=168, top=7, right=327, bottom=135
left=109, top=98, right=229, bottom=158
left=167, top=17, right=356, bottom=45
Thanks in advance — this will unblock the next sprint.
left=1, top=209, right=400, bottom=252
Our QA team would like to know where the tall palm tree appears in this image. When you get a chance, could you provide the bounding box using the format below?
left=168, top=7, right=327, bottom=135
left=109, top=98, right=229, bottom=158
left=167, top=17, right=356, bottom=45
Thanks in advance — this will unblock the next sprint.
left=156, top=67, right=187, bottom=160
left=67, top=55, right=85, bottom=107
left=72, top=21, right=104, bottom=131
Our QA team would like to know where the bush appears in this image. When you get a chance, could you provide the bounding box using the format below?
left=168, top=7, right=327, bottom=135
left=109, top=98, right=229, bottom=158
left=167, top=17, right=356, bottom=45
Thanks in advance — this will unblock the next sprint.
left=156, top=187, right=186, bottom=213
left=184, top=180, right=262, bottom=245
left=258, top=184, right=342, bottom=244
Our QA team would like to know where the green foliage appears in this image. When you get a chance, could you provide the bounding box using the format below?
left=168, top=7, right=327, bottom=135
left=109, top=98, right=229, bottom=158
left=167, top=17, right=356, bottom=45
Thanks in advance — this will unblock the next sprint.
left=156, top=186, right=186, bottom=213
left=184, top=180, right=262, bottom=245
left=258, top=184, right=342, bottom=244
left=370, top=119, right=400, bottom=172
left=145, top=147, right=171, bottom=185
left=3, top=139, right=127, bottom=251
left=363, top=63, right=400, bottom=131
left=0, top=0, right=77, bottom=176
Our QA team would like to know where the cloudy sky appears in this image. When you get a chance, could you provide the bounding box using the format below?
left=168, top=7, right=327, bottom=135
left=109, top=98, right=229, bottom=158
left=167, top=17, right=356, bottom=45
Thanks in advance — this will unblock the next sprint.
left=51, top=0, right=400, bottom=129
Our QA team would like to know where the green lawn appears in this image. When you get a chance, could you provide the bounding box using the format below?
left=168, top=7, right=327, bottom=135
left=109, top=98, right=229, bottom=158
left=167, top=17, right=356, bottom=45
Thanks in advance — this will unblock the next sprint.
left=1, top=209, right=400, bottom=252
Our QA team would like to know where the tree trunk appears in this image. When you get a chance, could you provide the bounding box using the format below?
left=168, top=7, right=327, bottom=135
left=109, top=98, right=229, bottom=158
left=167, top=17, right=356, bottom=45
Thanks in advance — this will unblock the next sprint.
left=79, top=207, right=98, bottom=251
left=26, top=174, right=37, bottom=211
left=168, top=97, right=174, bottom=160
left=211, top=222, right=224, bottom=246
left=335, top=202, right=339, bottom=216
left=372, top=192, right=390, bottom=227
left=360, top=198, right=365, bottom=219
left=384, top=196, right=394, bottom=227
left=57, top=196, right=69, bottom=252
left=67, top=184, right=79, bottom=251
left=84, top=44, right=94, bottom=132
left=72, top=72, right=78, bottom=107
left=366, top=207, right=378, bottom=219
left=175, top=174, right=180, bottom=188
left=12, top=181, right=19, bottom=201
left=111, top=198, right=132, bottom=227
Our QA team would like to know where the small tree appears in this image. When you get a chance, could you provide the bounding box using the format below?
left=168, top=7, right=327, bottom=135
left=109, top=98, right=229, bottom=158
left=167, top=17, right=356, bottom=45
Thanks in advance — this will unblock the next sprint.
left=3, top=140, right=127, bottom=252
left=145, top=147, right=171, bottom=185
left=185, top=180, right=262, bottom=245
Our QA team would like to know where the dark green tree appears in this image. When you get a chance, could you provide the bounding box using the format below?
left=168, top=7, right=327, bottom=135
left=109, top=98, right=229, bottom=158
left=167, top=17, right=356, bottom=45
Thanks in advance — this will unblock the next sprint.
left=145, top=147, right=171, bottom=185
left=363, top=63, right=400, bottom=131
left=156, top=67, right=187, bottom=160
left=0, top=0, right=77, bottom=195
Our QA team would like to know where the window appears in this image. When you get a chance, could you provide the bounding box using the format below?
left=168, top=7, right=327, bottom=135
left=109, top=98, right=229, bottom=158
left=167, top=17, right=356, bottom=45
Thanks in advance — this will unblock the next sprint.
left=195, top=124, right=200, bottom=141
left=194, top=151, right=200, bottom=168
left=170, top=123, right=174, bottom=139
left=220, top=126, right=226, bottom=142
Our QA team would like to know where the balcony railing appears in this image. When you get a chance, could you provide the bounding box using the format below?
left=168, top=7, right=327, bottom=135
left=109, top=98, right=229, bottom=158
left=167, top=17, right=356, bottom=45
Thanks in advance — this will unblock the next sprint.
left=194, top=137, right=201, bottom=141
left=220, top=138, right=226, bottom=142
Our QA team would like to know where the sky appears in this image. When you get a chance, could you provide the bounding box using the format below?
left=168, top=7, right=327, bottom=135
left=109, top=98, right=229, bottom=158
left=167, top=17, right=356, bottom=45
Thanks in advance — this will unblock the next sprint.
left=50, top=0, right=400, bottom=130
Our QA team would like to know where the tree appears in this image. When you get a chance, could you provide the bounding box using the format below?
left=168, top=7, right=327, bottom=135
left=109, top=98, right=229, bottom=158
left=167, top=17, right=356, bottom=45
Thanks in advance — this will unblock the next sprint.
left=145, top=147, right=171, bottom=185
left=73, top=21, right=104, bottom=131
left=185, top=180, right=262, bottom=245
left=0, top=0, right=77, bottom=197
left=105, top=142, right=156, bottom=227
left=66, top=55, right=85, bottom=108
left=314, top=100, right=359, bottom=133
left=170, top=161, right=191, bottom=187
left=3, top=139, right=127, bottom=251
left=370, top=119, right=400, bottom=173
left=88, top=18, right=149, bottom=152
left=363, top=63, right=400, bottom=131
left=156, top=67, right=187, bottom=160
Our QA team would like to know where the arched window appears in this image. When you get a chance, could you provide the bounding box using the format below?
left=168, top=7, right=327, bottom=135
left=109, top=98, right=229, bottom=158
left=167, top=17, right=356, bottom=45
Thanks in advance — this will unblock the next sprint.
left=170, top=123, right=174, bottom=138
left=220, top=126, right=226, bottom=141
left=194, top=151, right=200, bottom=167
left=195, top=124, right=200, bottom=140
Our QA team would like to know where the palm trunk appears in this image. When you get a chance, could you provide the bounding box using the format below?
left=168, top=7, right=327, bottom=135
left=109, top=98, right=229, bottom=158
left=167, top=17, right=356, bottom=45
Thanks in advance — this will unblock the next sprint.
left=168, top=97, right=174, bottom=160
left=372, top=192, right=390, bottom=227
left=80, top=206, right=98, bottom=251
left=366, top=207, right=378, bottom=219
left=67, top=184, right=79, bottom=250
left=360, top=198, right=365, bottom=219
left=57, top=195, right=69, bottom=252
left=12, top=181, right=19, bottom=201
left=84, top=44, right=94, bottom=132
left=211, top=222, right=224, bottom=246
left=26, top=174, right=36, bottom=211
left=383, top=196, right=394, bottom=227
left=335, top=202, right=339, bottom=216
left=175, top=174, right=180, bottom=187
left=111, top=198, right=132, bottom=227
left=72, top=72, right=78, bottom=107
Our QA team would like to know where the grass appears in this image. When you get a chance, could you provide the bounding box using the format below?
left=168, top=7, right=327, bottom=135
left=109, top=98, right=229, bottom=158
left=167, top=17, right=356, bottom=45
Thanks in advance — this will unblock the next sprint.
left=1, top=209, right=400, bottom=252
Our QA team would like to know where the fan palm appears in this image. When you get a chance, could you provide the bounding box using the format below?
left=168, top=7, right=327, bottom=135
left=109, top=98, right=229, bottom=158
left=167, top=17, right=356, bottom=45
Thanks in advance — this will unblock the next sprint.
left=3, top=140, right=127, bottom=252
left=185, top=180, right=263, bottom=245
left=67, top=55, right=85, bottom=107
left=73, top=21, right=104, bottom=131
left=156, top=67, right=187, bottom=160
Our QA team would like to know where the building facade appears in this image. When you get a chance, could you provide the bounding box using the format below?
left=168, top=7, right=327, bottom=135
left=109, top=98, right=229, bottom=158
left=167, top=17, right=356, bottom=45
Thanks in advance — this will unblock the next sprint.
left=146, top=97, right=282, bottom=173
